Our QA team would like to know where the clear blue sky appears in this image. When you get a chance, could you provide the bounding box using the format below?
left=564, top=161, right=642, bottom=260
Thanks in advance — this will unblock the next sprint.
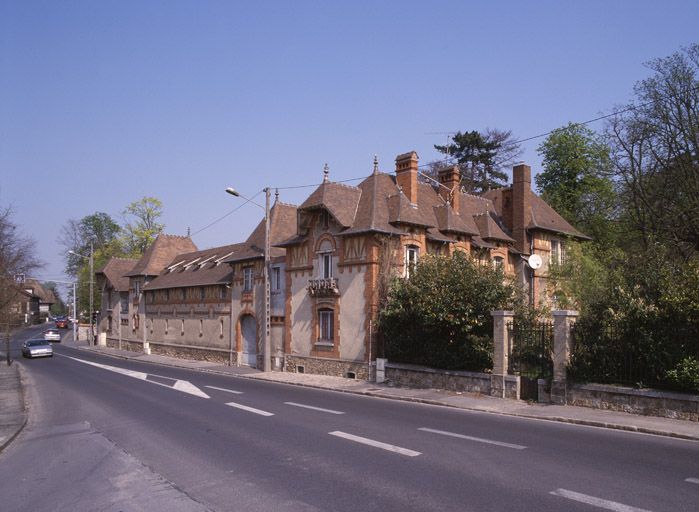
left=2, top=0, right=698, bottom=289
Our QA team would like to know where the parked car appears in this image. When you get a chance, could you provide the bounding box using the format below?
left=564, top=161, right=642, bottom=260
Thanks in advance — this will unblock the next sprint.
left=43, top=329, right=62, bottom=342
left=22, top=339, right=53, bottom=358
left=54, top=316, right=69, bottom=329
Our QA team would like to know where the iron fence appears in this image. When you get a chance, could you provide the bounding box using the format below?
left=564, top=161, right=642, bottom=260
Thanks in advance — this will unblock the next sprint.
left=507, top=321, right=553, bottom=379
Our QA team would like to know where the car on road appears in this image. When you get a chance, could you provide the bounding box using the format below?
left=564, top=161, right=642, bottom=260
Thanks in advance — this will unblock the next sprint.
left=54, top=316, right=69, bottom=329
left=22, top=339, right=54, bottom=358
left=43, top=329, right=62, bottom=342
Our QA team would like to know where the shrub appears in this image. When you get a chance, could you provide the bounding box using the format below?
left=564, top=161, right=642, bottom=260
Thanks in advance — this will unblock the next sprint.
left=665, top=358, right=699, bottom=393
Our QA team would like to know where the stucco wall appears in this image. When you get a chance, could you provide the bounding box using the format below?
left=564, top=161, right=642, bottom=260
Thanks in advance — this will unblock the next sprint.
left=336, top=268, right=366, bottom=361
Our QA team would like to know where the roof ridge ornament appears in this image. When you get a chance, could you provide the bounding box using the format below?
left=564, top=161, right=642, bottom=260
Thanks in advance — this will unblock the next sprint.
left=323, top=163, right=329, bottom=183
left=373, top=154, right=379, bottom=175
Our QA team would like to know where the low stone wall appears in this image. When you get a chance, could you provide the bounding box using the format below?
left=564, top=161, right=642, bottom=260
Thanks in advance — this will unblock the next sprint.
left=149, top=342, right=232, bottom=365
left=567, top=383, right=699, bottom=422
left=285, top=355, right=370, bottom=380
left=383, top=362, right=521, bottom=400
left=106, top=337, right=144, bottom=353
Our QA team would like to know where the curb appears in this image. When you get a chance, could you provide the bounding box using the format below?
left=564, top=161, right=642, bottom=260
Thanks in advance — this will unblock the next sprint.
left=67, top=345, right=699, bottom=443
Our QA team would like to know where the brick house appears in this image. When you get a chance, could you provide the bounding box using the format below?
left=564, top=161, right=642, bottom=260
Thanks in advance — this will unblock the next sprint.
left=279, top=152, right=587, bottom=378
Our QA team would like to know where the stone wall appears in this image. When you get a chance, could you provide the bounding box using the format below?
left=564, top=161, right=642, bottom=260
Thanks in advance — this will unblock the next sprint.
left=107, top=337, right=144, bottom=352
left=386, top=363, right=491, bottom=394
left=149, top=342, right=232, bottom=365
left=567, top=383, right=699, bottom=422
left=285, top=355, right=370, bottom=380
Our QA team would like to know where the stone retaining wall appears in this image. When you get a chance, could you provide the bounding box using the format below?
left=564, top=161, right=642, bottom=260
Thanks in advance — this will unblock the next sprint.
left=384, top=362, right=520, bottom=400
left=149, top=342, right=232, bottom=365
left=285, top=355, right=370, bottom=380
left=106, top=338, right=144, bottom=353
left=567, top=383, right=699, bottom=422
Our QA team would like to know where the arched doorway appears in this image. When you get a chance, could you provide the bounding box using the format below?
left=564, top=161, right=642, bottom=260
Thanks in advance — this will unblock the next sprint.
left=240, top=315, right=258, bottom=367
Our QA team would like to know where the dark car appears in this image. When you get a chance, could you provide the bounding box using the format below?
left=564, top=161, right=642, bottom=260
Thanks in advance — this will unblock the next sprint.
left=55, top=316, right=69, bottom=329
left=22, top=339, right=53, bottom=358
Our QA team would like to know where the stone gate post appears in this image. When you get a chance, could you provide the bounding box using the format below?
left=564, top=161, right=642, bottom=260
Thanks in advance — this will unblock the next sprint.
left=491, top=310, right=514, bottom=398
left=551, top=310, right=578, bottom=405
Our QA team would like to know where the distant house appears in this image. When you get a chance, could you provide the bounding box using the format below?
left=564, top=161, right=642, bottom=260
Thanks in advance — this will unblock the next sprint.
left=23, top=279, right=57, bottom=322
left=95, top=257, right=138, bottom=345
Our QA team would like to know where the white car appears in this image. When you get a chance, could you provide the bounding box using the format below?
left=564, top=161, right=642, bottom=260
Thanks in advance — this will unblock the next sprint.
left=22, top=339, right=53, bottom=358
left=43, top=329, right=62, bottom=342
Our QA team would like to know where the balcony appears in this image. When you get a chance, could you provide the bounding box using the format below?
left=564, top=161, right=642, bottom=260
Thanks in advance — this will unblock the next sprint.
left=307, top=277, right=340, bottom=297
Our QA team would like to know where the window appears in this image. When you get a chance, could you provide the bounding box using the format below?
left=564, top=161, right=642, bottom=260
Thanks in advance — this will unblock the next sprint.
left=181, top=288, right=186, bottom=301
left=219, top=286, right=227, bottom=300
left=165, top=289, right=170, bottom=302
left=550, top=240, right=563, bottom=265
left=199, top=287, right=206, bottom=301
left=243, top=267, right=253, bottom=291
left=320, top=210, right=330, bottom=230
left=134, top=281, right=140, bottom=296
left=272, top=267, right=281, bottom=291
left=165, top=318, right=169, bottom=334
left=321, top=253, right=333, bottom=279
left=318, top=309, right=334, bottom=342
left=493, top=256, right=504, bottom=271
left=405, top=245, right=419, bottom=278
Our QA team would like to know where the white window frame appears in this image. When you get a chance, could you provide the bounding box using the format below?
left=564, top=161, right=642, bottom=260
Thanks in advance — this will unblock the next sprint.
left=405, top=245, right=419, bottom=278
left=550, top=239, right=562, bottom=265
left=243, top=267, right=254, bottom=292
left=493, top=256, right=504, bottom=271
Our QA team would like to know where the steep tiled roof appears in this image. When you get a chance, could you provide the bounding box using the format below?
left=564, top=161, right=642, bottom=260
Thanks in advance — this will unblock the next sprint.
left=25, top=279, right=57, bottom=304
left=96, top=257, right=138, bottom=292
left=473, top=212, right=515, bottom=243
left=433, top=204, right=480, bottom=236
left=226, top=201, right=298, bottom=263
left=144, top=243, right=242, bottom=290
left=483, top=188, right=589, bottom=239
left=299, top=182, right=361, bottom=228
left=125, top=234, right=198, bottom=277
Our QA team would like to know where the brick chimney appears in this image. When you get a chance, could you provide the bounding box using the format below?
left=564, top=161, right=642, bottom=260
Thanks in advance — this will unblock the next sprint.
left=512, top=163, right=531, bottom=253
left=395, top=151, right=419, bottom=204
left=438, top=165, right=461, bottom=212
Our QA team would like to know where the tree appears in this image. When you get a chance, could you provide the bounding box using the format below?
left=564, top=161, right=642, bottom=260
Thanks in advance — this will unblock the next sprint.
left=606, top=43, right=699, bottom=260
left=44, top=282, right=67, bottom=315
left=0, top=204, right=42, bottom=328
left=433, top=128, right=523, bottom=194
left=59, top=212, right=122, bottom=276
left=379, top=252, right=517, bottom=371
left=121, top=196, right=165, bottom=255
left=536, top=123, right=617, bottom=245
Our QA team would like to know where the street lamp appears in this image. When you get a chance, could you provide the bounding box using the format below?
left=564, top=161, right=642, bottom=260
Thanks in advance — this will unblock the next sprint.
left=226, top=186, right=272, bottom=372
left=68, top=242, right=94, bottom=345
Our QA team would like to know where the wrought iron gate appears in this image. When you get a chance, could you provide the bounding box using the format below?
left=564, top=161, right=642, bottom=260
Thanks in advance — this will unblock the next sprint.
left=507, top=321, right=553, bottom=401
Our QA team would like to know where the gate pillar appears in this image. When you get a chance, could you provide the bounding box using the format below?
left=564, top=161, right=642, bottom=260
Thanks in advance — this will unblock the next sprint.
left=490, top=310, right=514, bottom=398
left=551, top=310, right=578, bottom=405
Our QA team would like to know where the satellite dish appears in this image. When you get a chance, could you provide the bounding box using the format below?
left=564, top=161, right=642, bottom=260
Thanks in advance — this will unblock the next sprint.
left=527, top=254, right=542, bottom=270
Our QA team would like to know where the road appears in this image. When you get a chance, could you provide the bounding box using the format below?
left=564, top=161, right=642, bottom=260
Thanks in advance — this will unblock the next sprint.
left=0, top=325, right=697, bottom=511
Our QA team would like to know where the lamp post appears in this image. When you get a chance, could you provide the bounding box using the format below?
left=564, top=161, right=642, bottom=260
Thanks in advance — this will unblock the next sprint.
left=68, top=242, right=94, bottom=345
left=226, top=186, right=271, bottom=372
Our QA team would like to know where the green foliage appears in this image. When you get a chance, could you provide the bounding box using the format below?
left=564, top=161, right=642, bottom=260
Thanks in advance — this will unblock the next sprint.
left=379, top=252, right=518, bottom=371
left=434, top=128, right=522, bottom=194
left=665, top=358, right=699, bottom=393
left=536, top=123, right=617, bottom=245
left=61, top=212, right=122, bottom=276
left=121, top=196, right=165, bottom=256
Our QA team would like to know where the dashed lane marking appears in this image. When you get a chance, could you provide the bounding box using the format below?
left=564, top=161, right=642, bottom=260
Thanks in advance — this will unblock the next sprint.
left=686, top=477, right=699, bottom=484
left=329, top=431, right=421, bottom=457
left=549, top=488, right=653, bottom=512
left=418, top=427, right=527, bottom=450
left=284, top=402, right=345, bottom=415
left=225, top=402, right=274, bottom=416
left=204, top=385, right=243, bottom=395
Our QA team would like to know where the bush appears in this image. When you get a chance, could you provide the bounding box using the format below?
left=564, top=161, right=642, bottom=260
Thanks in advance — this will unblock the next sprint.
left=665, top=358, right=699, bottom=393
left=379, top=252, right=517, bottom=372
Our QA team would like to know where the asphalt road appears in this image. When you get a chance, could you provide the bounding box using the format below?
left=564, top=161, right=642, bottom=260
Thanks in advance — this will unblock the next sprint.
left=1, top=325, right=698, bottom=511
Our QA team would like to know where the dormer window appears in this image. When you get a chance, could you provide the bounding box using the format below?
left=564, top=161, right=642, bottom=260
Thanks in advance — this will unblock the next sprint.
left=318, top=240, right=333, bottom=279
left=320, top=210, right=330, bottom=230
left=243, top=267, right=254, bottom=292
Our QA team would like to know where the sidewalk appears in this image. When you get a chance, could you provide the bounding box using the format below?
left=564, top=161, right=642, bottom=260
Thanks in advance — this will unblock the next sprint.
left=2, top=337, right=697, bottom=455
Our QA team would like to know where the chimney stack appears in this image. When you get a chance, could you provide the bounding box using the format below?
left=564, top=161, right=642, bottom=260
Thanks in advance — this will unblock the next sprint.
left=438, top=165, right=461, bottom=212
left=395, top=151, right=419, bottom=204
left=512, top=163, right=531, bottom=253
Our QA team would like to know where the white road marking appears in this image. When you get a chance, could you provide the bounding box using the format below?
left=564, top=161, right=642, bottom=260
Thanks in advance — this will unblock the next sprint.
left=418, top=427, right=527, bottom=450
left=284, top=402, right=345, bottom=415
left=549, top=489, right=653, bottom=512
left=225, top=401, right=274, bottom=416
left=686, top=477, right=699, bottom=484
left=329, top=431, right=421, bottom=457
left=204, top=385, right=243, bottom=395
left=60, top=355, right=210, bottom=399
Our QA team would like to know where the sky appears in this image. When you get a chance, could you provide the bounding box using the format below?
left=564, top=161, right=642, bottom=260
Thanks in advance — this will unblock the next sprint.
left=2, top=0, right=698, bottom=292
